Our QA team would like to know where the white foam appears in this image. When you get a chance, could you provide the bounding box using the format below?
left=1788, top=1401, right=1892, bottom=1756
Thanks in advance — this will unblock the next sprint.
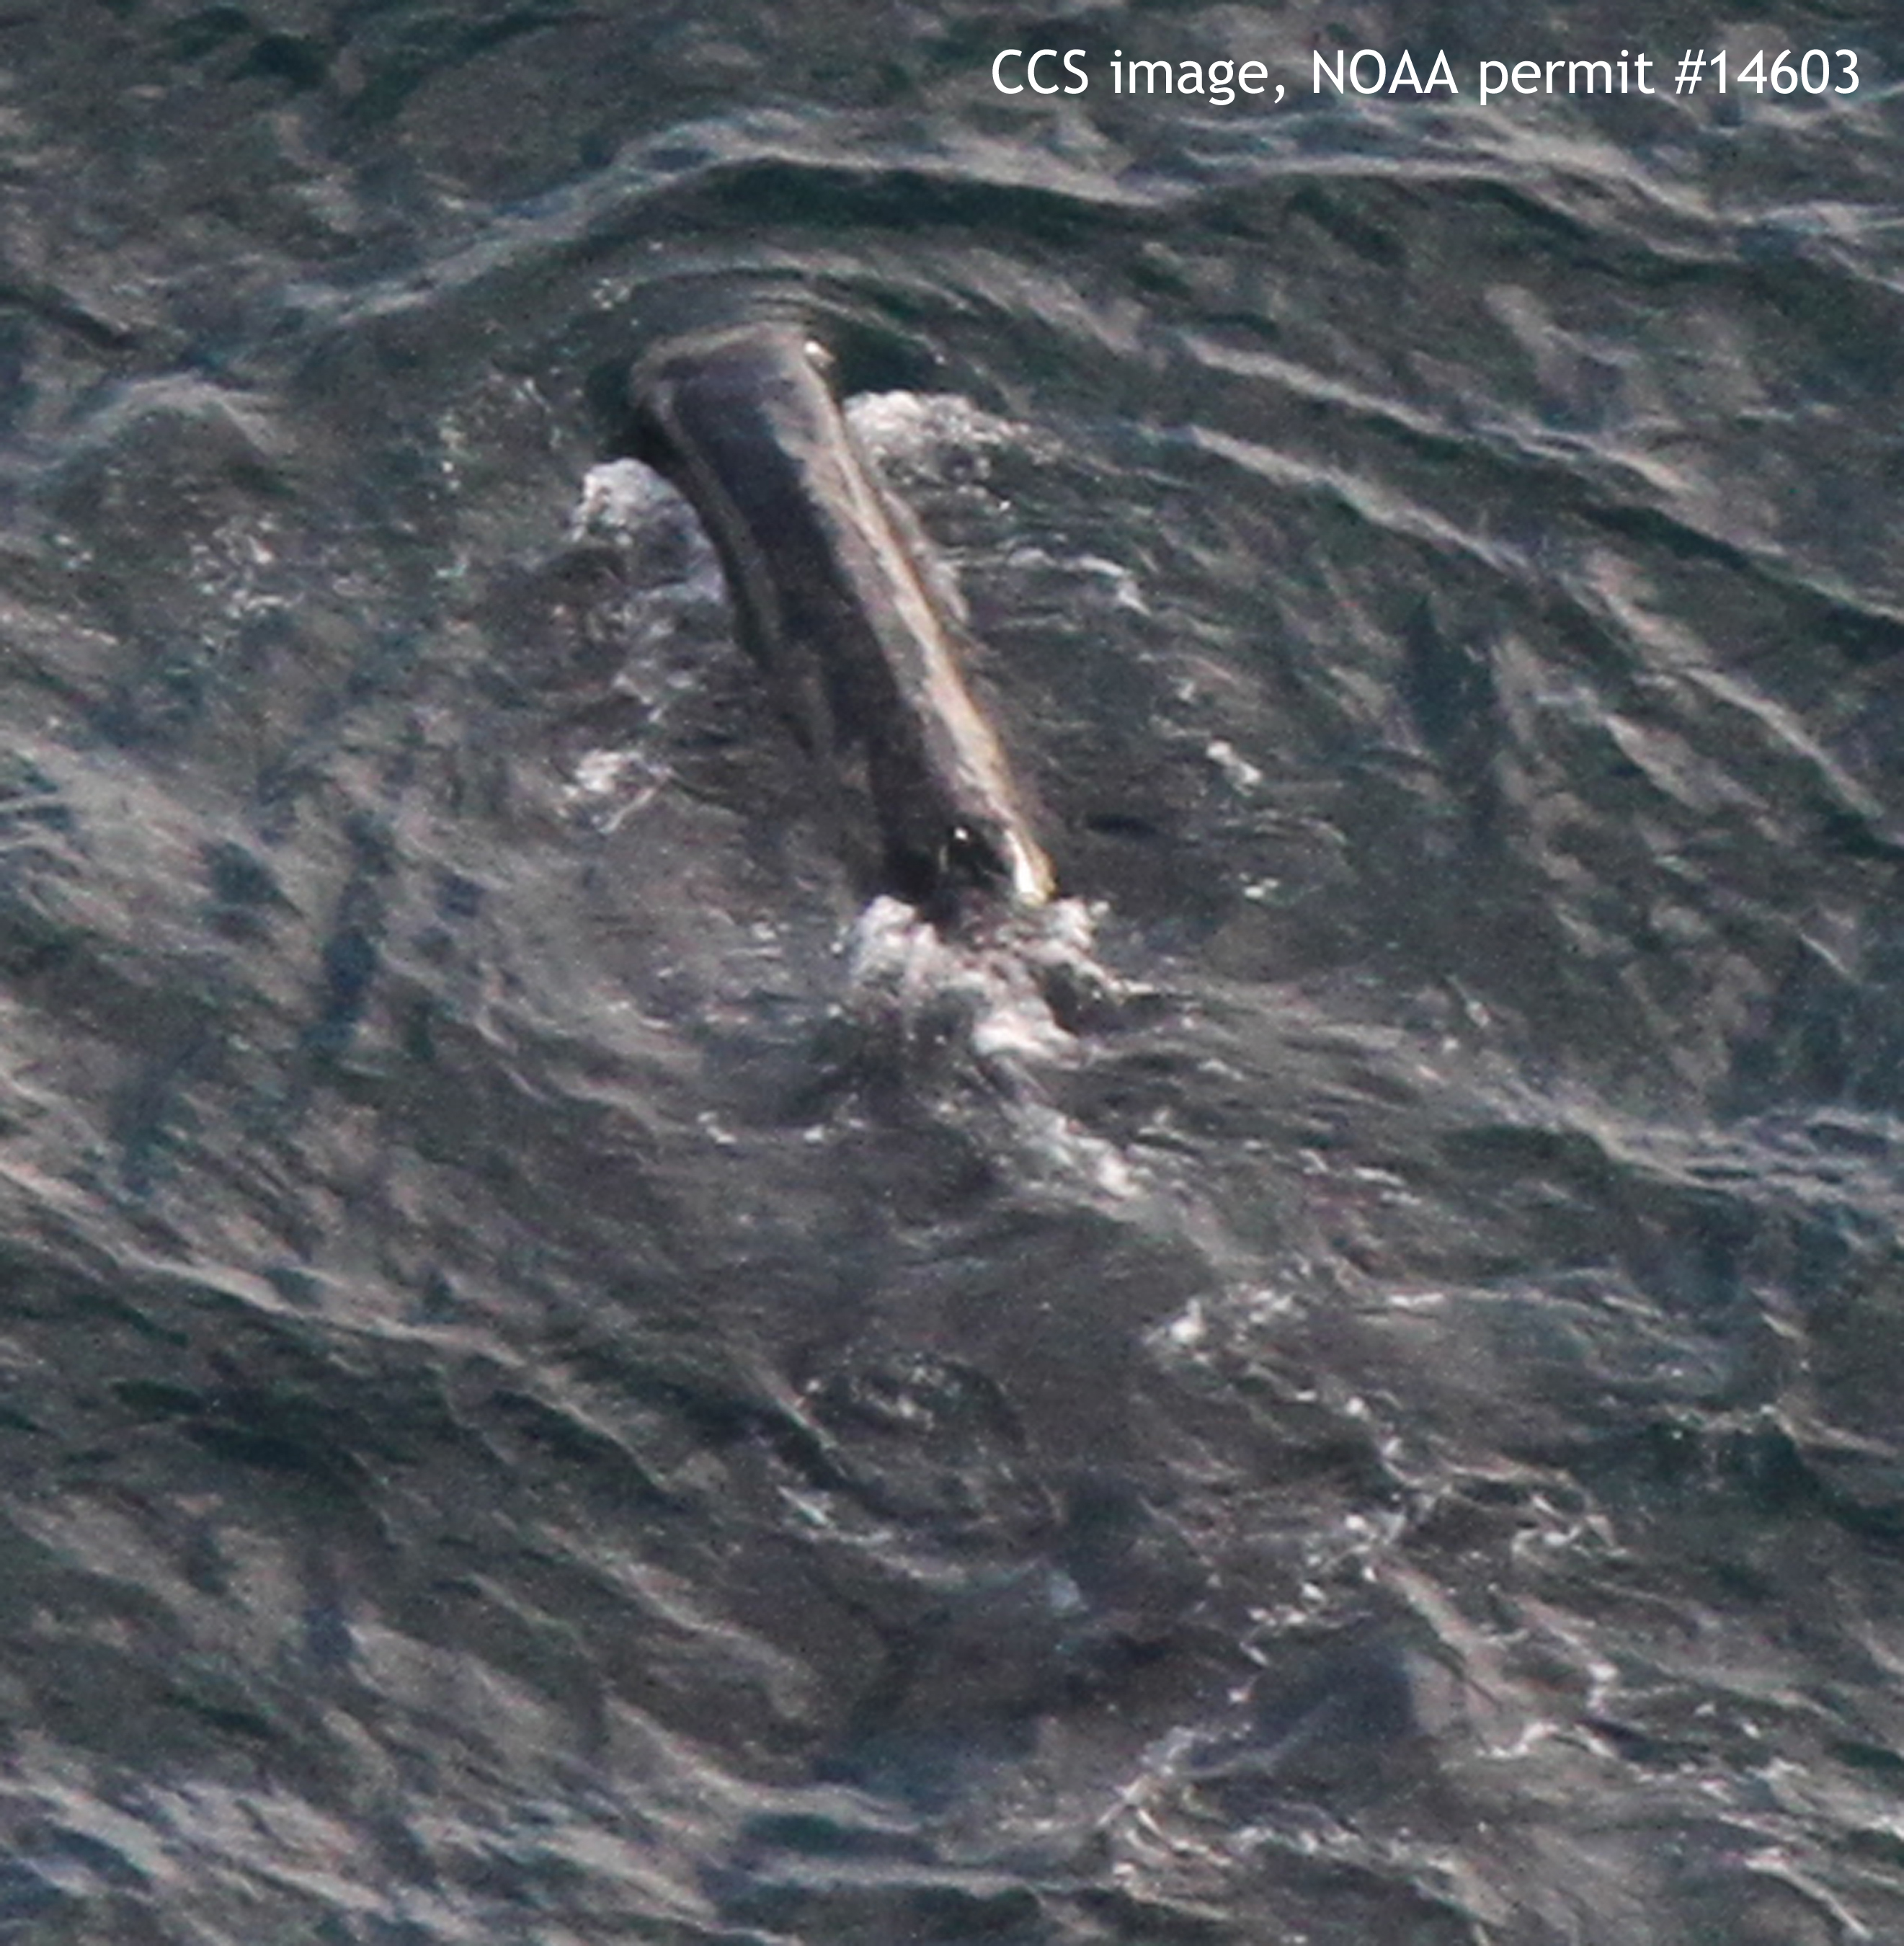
left=841, top=894, right=1157, bottom=1208
left=569, top=458, right=677, bottom=543
left=845, top=389, right=1023, bottom=466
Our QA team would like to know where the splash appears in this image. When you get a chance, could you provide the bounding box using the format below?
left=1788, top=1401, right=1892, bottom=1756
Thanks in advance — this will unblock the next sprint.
left=840, top=893, right=1152, bottom=1208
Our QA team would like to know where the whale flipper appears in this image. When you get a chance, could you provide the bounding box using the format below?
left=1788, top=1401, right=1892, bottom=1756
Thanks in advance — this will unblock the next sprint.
left=629, top=325, right=1055, bottom=918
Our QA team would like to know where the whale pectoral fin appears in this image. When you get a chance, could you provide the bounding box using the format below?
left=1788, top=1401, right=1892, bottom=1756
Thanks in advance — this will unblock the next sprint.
left=628, top=323, right=1055, bottom=920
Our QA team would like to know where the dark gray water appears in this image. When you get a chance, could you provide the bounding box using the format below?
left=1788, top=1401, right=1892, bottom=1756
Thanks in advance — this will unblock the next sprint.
left=4, top=3, right=1904, bottom=1940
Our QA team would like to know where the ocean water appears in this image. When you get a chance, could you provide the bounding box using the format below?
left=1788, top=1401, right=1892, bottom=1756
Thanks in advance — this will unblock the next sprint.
left=2, top=3, right=1904, bottom=1940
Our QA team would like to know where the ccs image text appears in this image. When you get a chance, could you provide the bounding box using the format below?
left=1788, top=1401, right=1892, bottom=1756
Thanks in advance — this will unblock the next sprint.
left=991, top=46, right=1863, bottom=105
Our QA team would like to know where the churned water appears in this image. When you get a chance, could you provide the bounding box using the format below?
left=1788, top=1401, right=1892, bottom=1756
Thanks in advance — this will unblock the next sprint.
left=2, top=3, right=1904, bottom=1940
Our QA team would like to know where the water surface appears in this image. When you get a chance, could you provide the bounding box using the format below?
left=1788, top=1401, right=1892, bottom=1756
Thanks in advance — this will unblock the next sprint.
left=3, top=4, right=1904, bottom=1941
